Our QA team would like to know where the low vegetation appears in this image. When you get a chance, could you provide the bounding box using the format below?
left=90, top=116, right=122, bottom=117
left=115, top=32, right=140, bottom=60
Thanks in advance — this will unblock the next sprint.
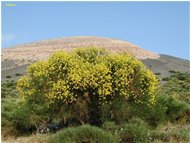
left=49, top=125, right=119, bottom=143
left=1, top=47, right=190, bottom=143
left=5, top=75, right=11, bottom=78
left=15, top=73, right=22, bottom=76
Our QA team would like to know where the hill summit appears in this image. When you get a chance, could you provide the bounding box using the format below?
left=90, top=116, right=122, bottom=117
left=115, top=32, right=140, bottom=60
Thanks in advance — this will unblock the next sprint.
left=2, top=36, right=160, bottom=61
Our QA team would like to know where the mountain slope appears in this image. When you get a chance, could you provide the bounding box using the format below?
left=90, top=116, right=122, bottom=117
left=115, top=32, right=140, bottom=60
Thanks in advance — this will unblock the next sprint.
left=2, top=36, right=159, bottom=61
left=142, top=54, right=190, bottom=79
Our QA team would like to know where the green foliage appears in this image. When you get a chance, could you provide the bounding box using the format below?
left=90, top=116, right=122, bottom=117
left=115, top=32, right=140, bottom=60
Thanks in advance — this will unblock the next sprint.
left=101, top=96, right=131, bottom=124
left=1, top=99, right=19, bottom=137
left=162, top=77, right=169, bottom=81
left=129, top=102, right=166, bottom=127
left=158, top=72, right=190, bottom=124
left=102, top=121, right=121, bottom=136
left=101, top=95, right=166, bottom=127
left=16, top=47, right=158, bottom=126
left=11, top=102, right=36, bottom=133
left=160, top=72, right=190, bottom=104
left=152, top=128, right=190, bottom=142
left=103, top=120, right=190, bottom=143
left=2, top=80, right=56, bottom=136
left=15, top=73, right=22, bottom=76
left=102, top=119, right=152, bottom=143
left=49, top=125, right=119, bottom=143
left=158, top=94, right=190, bottom=123
left=154, top=72, right=161, bottom=75
left=168, top=70, right=178, bottom=74
left=119, top=118, right=151, bottom=143
left=1, top=81, right=17, bottom=98
left=1, top=81, right=21, bottom=137
left=173, top=128, right=189, bottom=142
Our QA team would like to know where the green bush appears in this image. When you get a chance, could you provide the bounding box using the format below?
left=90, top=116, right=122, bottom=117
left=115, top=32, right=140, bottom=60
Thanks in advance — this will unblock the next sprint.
left=11, top=102, right=36, bottom=134
left=154, top=72, right=161, bottom=75
left=1, top=81, right=21, bottom=137
left=169, top=70, right=178, bottom=73
left=162, top=77, right=169, bottom=81
left=100, top=95, right=166, bottom=127
left=2, top=81, right=17, bottom=132
left=11, top=100, right=62, bottom=134
left=6, top=75, right=11, bottom=78
left=129, top=101, right=166, bottom=127
left=1, top=99, right=18, bottom=137
left=15, top=73, right=22, bottom=76
left=119, top=118, right=151, bottom=143
left=102, top=121, right=123, bottom=137
left=161, top=72, right=190, bottom=104
left=156, top=73, right=190, bottom=124
left=159, top=94, right=190, bottom=123
left=2, top=79, right=57, bottom=136
left=102, top=120, right=153, bottom=142
left=49, top=125, right=119, bottom=143
left=1, top=81, right=17, bottom=98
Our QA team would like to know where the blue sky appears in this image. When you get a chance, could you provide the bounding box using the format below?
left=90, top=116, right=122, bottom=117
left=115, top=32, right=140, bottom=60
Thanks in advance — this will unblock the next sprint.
left=1, top=1, right=189, bottom=60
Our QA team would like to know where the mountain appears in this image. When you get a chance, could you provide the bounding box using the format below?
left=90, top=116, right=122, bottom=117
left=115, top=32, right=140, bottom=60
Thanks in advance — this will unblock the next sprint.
left=2, top=36, right=159, bottom=61
left=1, top=36, right=190, bottom=81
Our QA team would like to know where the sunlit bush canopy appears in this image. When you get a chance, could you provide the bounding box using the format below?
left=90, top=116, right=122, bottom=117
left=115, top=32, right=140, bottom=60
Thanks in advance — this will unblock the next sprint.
left=17, top=47, right=158, bottom=106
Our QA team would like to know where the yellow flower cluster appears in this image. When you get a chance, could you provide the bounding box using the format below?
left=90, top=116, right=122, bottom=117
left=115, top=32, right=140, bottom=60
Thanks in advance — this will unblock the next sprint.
left=46, top=80, right=75, bottom=104
left=16, top=76, right=35, bottom=98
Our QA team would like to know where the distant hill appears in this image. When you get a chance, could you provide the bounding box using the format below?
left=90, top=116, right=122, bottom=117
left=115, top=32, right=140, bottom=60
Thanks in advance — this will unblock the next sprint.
left=1, top=36, right=159, bottom=61
left=1, top=36, right=189, bottom=81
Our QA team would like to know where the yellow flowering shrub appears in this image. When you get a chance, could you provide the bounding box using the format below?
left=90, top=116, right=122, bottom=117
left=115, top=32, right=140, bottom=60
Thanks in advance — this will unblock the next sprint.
left=17, top=47, right=158, bottom=105
left=16, top=47, right=158, bottom=125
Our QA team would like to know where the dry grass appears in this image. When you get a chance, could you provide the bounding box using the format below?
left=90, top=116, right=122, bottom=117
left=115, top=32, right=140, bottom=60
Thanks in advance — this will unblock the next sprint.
left=2, top=134, right=50, bottom=143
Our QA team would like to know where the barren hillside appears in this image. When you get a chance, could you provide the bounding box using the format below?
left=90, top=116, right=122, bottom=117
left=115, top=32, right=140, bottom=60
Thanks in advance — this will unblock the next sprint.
left=2, top=36, right=160, bottom=62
